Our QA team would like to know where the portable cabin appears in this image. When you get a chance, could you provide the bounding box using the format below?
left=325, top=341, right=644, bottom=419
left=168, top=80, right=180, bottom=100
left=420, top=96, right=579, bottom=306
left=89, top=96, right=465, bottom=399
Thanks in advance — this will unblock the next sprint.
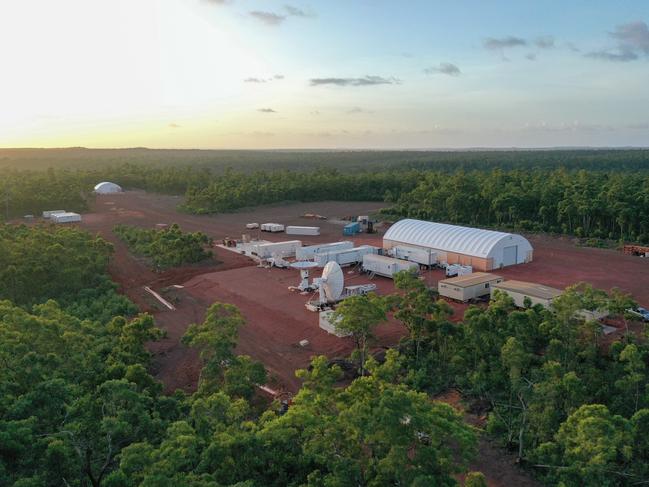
left=296, top=241, right=354, bottom=260
left=438, top=272, right=504, bottom=302
left=362, top=254, right=419, bottom=278
left=261, top=223, right=285, bottom=233
left=391, top=245, right=437, bottom=266
left=286, top=226, right=320, bottom=236
left=314, top=245, right=378, bottom=267
left=42, top=210, right=66, bottom=219
left=491, top=280, right=562, bottom=309
left=51, top=212, right=82, bottom=223
left=252, top=240, right=302, bottom=259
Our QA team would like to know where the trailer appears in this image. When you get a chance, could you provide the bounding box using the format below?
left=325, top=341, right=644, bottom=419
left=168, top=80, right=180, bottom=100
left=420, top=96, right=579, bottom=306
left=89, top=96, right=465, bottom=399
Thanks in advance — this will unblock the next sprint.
left=252, top=240, right=301, bottom=259
left=286, top=226, right=320, bottom=236
left=42, top=210, right=66, bottom=219
left=261, top=223, right=285, bottom=233
left=296, top=241, right=354, bottom=260
left=314, top=245, right=379, bottom=267
left=51, top=212, right=82, bottom=223
left=390, top=245, right=437, bottom=266
left=343, top=222, right=361, bottom=236
left=362, top=254, right=419, bottom=278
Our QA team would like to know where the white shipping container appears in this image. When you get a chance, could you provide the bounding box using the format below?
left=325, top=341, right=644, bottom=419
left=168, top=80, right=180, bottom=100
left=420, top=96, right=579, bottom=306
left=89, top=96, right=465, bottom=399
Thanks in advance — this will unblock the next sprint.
left=392, top=245, right=437, bottom=266
left=362, top=254, right=419, bottom=278
left=252, top=240, right=302, bottom=258
left=296, top=241, right=354, bottom=260
left=42, top=210, right=66, bottom=219
left=445, top=264, right=473, bottom=277
left=286, top=226, right=320, bottom=236
left=261, top=223, right=285, bottom=232
left=314, top=245, right=379, bottom=267
left=51, top=212, right=82, bottom=223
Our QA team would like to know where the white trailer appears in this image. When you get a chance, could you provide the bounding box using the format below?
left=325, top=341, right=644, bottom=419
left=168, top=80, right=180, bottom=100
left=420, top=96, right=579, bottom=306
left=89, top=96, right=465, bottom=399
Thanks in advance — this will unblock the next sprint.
left=261, top=223, right=285, bottom=232
left=252, top=240, right=301, bottom=258
left=314, top=245, right=379, bottom=267
left=362, top=254, right=419, bottom=278
left=296, top=241, right=354, bottom=260
left=51, top=212, right=82, bottom=223
left=42, top=210, right=66, bottom=219
left=286, top=226, right=320, bottom=236
left=391, top=245, right=437, bottom=266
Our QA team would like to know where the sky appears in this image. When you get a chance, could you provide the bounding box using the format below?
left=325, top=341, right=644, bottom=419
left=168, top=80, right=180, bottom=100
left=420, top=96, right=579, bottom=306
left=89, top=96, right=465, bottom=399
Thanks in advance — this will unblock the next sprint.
left=1, top=0, right=648, bottom=149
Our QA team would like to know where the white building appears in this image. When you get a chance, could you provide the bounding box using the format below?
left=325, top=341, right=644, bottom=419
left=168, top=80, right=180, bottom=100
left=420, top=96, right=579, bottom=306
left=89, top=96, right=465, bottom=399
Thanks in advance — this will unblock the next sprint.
left=383, top=219, right=533, bottom=271
left=94, top=181, right=123, bottom=194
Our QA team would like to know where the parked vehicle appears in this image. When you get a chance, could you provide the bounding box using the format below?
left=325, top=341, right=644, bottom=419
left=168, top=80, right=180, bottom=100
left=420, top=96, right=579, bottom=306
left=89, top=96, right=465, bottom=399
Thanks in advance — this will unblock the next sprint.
left=627, top=306, right=649, bottom=322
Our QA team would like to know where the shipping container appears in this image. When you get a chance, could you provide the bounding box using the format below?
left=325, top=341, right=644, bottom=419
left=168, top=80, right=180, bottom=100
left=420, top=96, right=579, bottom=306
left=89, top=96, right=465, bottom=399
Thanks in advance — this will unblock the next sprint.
left=296, top=241, right=354, bottom=260
left=362, top=254, right=419, bottom=278
left=391, top=245, right=437, bottom=266
left=51, top=212, right=82, bottom=223
left=260, top=223, right=285, bottom=232
left=343, top=222, right=361, bottom=236
left=445, top=264, right=472, bottom=277
left=42, top=210, right=66, bottom=219
left=314, top=245, right=379, bottom=267
left=286, top=226, right=320, bottom=236
left=252, top=240, right=302, bottom=258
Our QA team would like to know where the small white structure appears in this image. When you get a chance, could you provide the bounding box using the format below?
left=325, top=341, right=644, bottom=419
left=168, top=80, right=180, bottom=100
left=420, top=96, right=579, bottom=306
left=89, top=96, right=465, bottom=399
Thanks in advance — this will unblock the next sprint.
left=246, top=223, right=259, bottom=229
left=94, top=182, right=122, bottom=194
left=438, top=272, right=504, bottom=302
left=314, top=245, right=379, bottom=267
left=319, top=310, right=352, bottom=337
left=286, top=226, right=320, bottom=236
left=384, top=219, right=533, bottom=271
left=51, top=212, right=82, bottom=223
left=296, top=241, right=354, bottom=260
left=252, top=240, right=301, bottom=259
left=261, top=223, right=285, bottom=233
left=491, top=280, right=562, bottom=309
left=362, top=254, right=419, bottom=278
left=289, top=261, right=320, bottom=291
left=389, top=245, right=437, bottom=266
left=445, top=264, right=473, bottom=277
left=42, top=210, right=66, bottom=219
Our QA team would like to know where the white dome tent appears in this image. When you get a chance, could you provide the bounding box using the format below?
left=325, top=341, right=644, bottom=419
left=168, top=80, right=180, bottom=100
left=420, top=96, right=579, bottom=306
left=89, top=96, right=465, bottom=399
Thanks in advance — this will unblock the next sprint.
left=383, top=219, right=533, bottom=271
left=94, top=181, right=123, bottom=194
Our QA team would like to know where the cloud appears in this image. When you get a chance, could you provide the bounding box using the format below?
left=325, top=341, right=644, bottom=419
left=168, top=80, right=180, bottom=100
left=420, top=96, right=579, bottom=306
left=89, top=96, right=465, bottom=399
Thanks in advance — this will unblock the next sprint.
left=347, top=107, right=373, bottom=114
left=309, top=75, right=400, bottom=86
left=168, top=123, right=181, bottom=129
left=244, top=75, right=285, bottom=83
left=257, top=108, right=277, bottom=113
left=284, top=5, right=315, bottom=17
left=535, top=36, right=555, bottom=49
left=586, top=21, right=649, bottom=62
left=249, top=11, right=286, bottom=25
left=205, top=0, right=229, bottom=4
left=525, top=53, right=537, bottom=61
left=483, top=36, right=527, bottom=50
left=424, top=62, right=461, bottom=76
left=585, top=48, right=638, bottom=62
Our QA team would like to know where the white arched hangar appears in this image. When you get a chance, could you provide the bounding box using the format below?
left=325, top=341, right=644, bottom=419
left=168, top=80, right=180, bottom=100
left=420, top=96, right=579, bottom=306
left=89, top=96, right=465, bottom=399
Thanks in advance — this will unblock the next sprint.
left=383, top=219, right=533, bottom=271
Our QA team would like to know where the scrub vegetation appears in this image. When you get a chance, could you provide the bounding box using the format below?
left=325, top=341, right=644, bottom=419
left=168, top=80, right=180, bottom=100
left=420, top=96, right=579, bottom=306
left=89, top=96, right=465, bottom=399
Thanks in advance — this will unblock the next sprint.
left=113, top=224, right=213, bottom=270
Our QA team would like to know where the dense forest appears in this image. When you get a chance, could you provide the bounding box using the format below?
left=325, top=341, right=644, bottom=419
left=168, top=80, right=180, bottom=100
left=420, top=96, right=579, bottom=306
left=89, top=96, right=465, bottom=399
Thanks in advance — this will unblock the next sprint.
left=2, top=149, right=649, bottom=243
left=113, top=224, right=213, bottom=270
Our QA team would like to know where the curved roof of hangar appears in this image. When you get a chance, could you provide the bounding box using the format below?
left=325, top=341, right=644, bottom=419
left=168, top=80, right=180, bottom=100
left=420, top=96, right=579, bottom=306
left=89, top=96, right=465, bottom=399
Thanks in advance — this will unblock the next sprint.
left=383, top=219, right=528, bottom=258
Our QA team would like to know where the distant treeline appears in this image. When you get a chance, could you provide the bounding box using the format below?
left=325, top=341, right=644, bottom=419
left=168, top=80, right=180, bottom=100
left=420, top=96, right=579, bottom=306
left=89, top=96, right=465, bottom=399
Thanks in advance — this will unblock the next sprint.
left=3, top=151, right=649, bottom=243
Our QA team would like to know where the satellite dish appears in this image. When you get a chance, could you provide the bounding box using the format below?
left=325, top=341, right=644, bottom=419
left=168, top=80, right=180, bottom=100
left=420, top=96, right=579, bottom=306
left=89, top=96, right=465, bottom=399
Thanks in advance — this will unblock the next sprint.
left=321, top=261, right=344, bottom=302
